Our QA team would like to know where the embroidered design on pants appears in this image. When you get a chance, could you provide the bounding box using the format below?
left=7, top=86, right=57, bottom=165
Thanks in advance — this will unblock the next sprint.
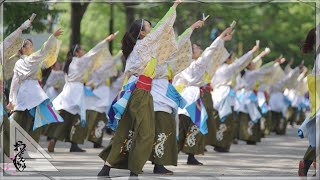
left=154, top=133, right=170, bottom=158
left=247, top=121, right=254, bottom=136
left=120, top=130, right=134, bottom=154
left=70, top=119, right=80, bottom=141
left=186, top=125, right=199, bottom=147
left=216, top=124, right=227, bottom=142
left=95, top=120, right=105, bottom=138
left=260, top=117, right=266, bottom=130
left=279, top=118, right=285, bottom=130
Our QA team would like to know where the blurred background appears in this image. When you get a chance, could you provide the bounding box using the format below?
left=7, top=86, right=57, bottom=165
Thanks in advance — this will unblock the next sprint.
left=2, top=0, right=317, bottom=68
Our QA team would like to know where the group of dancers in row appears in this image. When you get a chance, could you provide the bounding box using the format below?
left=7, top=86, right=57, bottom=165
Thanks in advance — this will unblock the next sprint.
left=1, top=0, right=318, bottom=178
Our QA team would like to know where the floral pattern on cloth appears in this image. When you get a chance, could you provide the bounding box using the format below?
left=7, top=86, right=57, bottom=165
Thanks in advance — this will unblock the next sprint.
left=125, top=7, right=178, bottom=77
left=154, top=132, right=171, bottom=158
left=167, top=28, right=193, bottom=75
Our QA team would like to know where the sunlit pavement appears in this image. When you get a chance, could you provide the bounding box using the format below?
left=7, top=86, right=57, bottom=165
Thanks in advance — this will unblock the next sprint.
left=2, top=125, right=318, bottom=179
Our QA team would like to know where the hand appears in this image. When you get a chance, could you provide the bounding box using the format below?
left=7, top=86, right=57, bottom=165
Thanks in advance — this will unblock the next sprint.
left=53, top=28, right=63, bottom=37
left=191, top=20, right=205, bottom=30
left=6, top=102, right=14, bottom=111
left=259, top=48, right=271, bottom=58
left=19, top=19, right=32, bottom=31
left=251, top=45, right=259, bottom=53
left=301, top=66, right=308, bottom=74
left=299, top=60, right=305, bottom=69
left=259, top=51, right=267, bottom=59
left=222, top=33, right=233, bottom=41
left=105, top=33, right=116, bottom=42
left=276, top=57, right=286, bottom=64
left=221, top=27, right=233, bottom=37
left=173, top=0, right=183, bottom=8
left=298, top=129, right=304, bottom=139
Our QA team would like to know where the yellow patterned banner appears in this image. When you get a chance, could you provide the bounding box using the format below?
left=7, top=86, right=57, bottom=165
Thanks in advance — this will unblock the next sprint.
left=307, top=75, right=320, bottom=117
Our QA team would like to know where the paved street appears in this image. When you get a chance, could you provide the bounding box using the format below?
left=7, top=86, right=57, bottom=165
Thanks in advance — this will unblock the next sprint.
left=1, top=125, right=318, bottom=179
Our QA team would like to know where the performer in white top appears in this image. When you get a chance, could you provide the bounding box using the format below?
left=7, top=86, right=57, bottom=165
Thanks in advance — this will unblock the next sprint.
left=47, top=33, right=116, bottom=153
left=298, top=27, right=319, bottom=177
left=210, top=42, right=259, bottom=151
left=43, top=62, right=65, bottom=102
left=149, top=19, right=205, bottom=174
left=98, top=1, right=181, bottom=177
left=84, top=49, right=120, bottom=148
left=173, top=26, right=232, bottom=162
left=268, top=61, right=302, bottom=135
left=7, top=28, right=63, bottom=143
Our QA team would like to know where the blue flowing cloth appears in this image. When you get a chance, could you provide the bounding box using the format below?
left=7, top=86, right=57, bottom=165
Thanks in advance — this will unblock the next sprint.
left=84, top=86, right=96, bottom=97
left=0, top=103, right=6, bottom=126
left=9, top=99, right=65, bottom=131
left=107, top=80, right=137, bottom=131
left=260, top=103, right=269, bottom=115
left=219, top=88, right=236, bottom=123
left=166, top=83, right=187, bottom=109
left=185, top=98, right=208, bottom=135
left=284, top=95, right=292, bottom=106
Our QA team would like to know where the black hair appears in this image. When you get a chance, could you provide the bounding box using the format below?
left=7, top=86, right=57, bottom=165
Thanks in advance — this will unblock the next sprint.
left=224, top=51, right=233, bottom=63
left=64, top=44, right=81, bottom=74
left=121, top=19, right=152, bottom=60
left=240, top=69, right=246, bottom=78
left=301, top=27, right=315, bottom=54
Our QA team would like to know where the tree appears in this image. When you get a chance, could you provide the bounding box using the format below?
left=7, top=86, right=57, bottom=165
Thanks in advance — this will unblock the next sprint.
left=70, top=1, right=90, bottom=47
left=3, top=2, right=59, bottom=36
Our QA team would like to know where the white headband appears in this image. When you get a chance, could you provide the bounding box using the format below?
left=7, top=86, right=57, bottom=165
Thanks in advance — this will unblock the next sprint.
left=73, top=44, right=79, bottom=55
left=136, top=19, right=144, bottom=41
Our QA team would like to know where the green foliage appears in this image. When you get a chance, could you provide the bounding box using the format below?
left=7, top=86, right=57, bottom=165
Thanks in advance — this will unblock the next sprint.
left=131, top=2, right=315, bottom=67
left=3, top=2, right=60, bottom=36
left=4, top=1, right=317, bottom=68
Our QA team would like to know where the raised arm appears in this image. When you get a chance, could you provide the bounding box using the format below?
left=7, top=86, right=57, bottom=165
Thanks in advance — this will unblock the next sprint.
left=226, top=44, right=259, bottom=74
left=26, top=29, right=62, bottom=68
left=170, top=20, right=205, bottom=75
left=271, top=66, right=300, bottom=92
left=2, top=19, right=32, bottom=63
left=200, top=27, right=234, bottom=78
left=284, top=59, right=294, bottom=74
left=79, top=33, right=117, bottom=74
left=140, top=1, right=180, bottom=47
left=135, top=2, right=182, bottom=66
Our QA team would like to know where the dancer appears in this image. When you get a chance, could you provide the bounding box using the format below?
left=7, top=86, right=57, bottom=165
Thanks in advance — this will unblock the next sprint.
left=298, top=27, right=319, bottom=177
left=1, top=16, right=33, bottom=158
left=47, top=33, right=116, bottom=152
left=7, top=28, right=63, bottom=143
left=268, top=61, right=302, bottom=135
left=150, top=20, right=204, bottom=175
left=43, top=62, right=65, bottom=102
left=211, top=42, right=259, bottom=151
left=173, top=26, right=232, bottom=162
left=98, top=1, right=181, bottom=177
left=85, top=49, right=120, bottom=148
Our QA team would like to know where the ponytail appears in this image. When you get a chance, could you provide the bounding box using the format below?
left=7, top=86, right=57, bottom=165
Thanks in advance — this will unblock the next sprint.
left=64, top=44, right=80, bottom=74
left=301, top=27, right=315, bottom=54
left=240, top=69, right=246, bottom=78
left=121, top=19, right=151, bottom=60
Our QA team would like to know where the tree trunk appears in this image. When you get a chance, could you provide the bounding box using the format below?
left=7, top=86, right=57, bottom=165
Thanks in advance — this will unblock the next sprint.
left=70, top=2, right=90, bottom=48
left=124, top=3, right=137, bottom=31
left=109, top=3, right=114, bottom=55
